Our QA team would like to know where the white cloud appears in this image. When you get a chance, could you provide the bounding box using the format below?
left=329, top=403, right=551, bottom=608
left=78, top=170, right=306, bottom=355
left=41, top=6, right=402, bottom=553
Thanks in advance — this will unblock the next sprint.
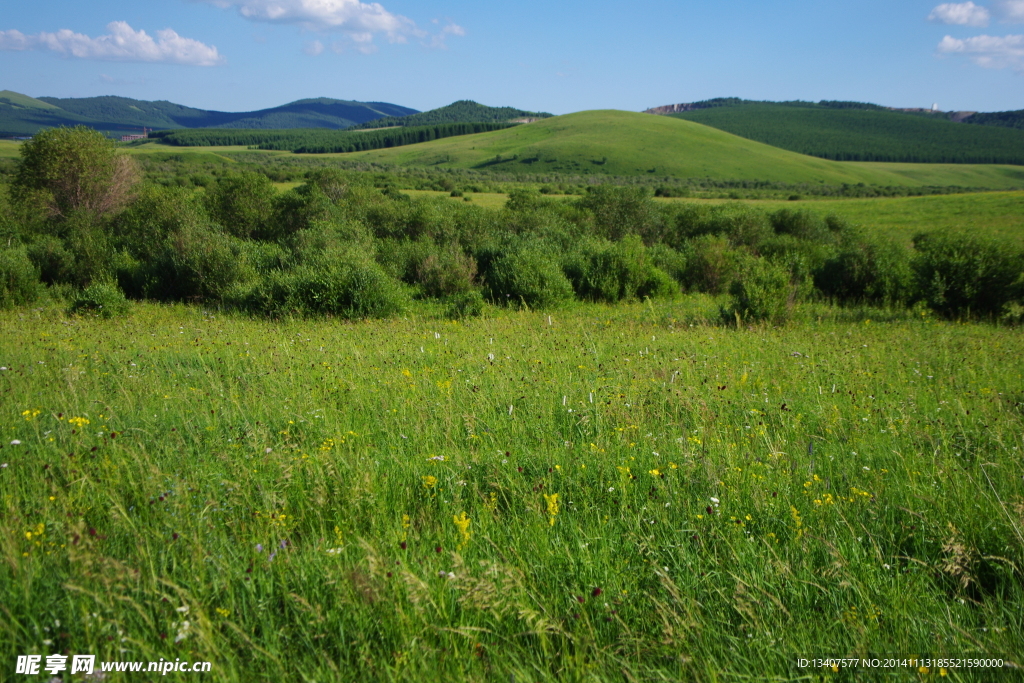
left=993, top=0, right=1024, bottom=22
left=938, top=33, right=1024, bottom=69
left=427, top=22, right=465, bottom=49
left=198, top=0, right=463, bottom=52
left=928, top=2, right=991, bottom=26
left=303, top=39, right=324, bottom=55
left=0, top=21, right=223, bottom=66
left=200, top=0, right=415, bottom=38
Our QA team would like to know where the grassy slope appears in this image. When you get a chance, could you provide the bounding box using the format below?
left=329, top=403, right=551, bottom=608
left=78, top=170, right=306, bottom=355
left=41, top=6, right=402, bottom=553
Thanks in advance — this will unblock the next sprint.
left=333, top=110, right=1024, bottom=188
left=0, top=90, right=60, bottom=110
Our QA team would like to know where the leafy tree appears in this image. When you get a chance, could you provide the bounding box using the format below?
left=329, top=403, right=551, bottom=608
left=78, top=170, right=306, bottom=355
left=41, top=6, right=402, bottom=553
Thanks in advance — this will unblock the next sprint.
left=12, top=126, right=139, bottom=219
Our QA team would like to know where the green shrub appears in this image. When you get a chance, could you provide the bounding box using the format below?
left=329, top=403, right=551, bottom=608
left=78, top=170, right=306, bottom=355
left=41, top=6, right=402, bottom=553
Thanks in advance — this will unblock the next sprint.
left=238, top=248, right=408, bottom=319
left=647, top=243, right=688, bottom=284
left=505, top=189, right=541, bottom=212
left=303, top=168, right=353, bottom=203
left=912, top=232, right=1024, bottom=318
left=0, top=245, right=40, bottom=308
left=69, top=281, right=129, bottom=318
left=445, top=290, right=485, bottom=319
left=484, top=244, right=574, bottom=309
left=817, top=236, right=913, bottom=305
left=769, top=208, right=834, bottom=243
left=578, top=186, right=660, bottom=241
left=667, top=203, right=772, bottom=249
left=679, top=235, right=751, bottom=294
left=273, top=186, right=341, bottom=237
left=563, top=235, right=677, bottom=302
left=724, top=258, right=794, bottom=324
left=114, top=185, right=210, bottom=262
left=417, top=244, right=478, bottom=297
left=26, top=235, right=75, bottom=285
left=205, top=172, right=277, bottom=240
left=62, top=210, right=114, bottom=288
left=153, top=224, right=248, bottom=301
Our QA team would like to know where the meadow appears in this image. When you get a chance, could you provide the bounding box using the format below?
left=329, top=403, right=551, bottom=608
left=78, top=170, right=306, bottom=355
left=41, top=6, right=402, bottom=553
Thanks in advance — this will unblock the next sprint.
left=1, top=299, right=1023, bottom=682
left=2, top=125, right=1024, bottom=682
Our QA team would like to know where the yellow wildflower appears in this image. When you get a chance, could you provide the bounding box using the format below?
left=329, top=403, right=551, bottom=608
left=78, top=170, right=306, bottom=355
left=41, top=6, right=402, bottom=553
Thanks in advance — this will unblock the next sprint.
left=453, top=512, right=471, bottom=547
left=543, top=493, right=559, bottom=526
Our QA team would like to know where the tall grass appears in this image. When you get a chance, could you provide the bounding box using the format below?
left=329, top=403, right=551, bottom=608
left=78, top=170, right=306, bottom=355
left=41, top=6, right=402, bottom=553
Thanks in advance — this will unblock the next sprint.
left=1, top=300, right=1021, bottom=681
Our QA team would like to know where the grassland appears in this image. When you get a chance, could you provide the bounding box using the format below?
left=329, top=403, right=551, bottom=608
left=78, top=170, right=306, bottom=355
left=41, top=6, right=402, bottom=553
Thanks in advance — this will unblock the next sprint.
left=332, top=111, right=1024, bottom=189
left=1, top=300, right=1022, bottom=681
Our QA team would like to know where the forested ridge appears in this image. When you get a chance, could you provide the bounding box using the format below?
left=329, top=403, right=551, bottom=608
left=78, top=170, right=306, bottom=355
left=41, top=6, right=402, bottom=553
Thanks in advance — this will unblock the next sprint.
left=349, top=100, right=552, bottom=130
left=669, top=102, right=1024, bottom=164
left=150, top=122, right=518, bottom=153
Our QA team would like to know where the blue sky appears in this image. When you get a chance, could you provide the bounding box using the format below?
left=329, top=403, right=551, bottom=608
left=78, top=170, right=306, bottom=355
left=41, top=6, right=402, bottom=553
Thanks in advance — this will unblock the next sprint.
left=1, top=0, right=1022, bottom=114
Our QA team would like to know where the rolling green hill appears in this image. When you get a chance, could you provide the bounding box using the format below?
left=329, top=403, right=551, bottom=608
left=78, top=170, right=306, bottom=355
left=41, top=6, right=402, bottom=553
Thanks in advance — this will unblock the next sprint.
left=350, top=100, right=552, bottom=130
left=0, top=91, right=417, bottom=136
left=331, top=110, right=1024, bottom=188
left=665, top=101, right=1024, bottom=164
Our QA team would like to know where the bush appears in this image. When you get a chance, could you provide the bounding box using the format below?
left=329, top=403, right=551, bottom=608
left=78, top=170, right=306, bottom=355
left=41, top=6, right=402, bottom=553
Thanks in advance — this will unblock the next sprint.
left=578, top=186, right=660, bottom=241
left=144, top=224, right=248, bottom=301
left=26, top=235, right=75, bottom=285
left=817, top=235, right=913, bottom=305
left=273, top=185, right=342, bottom=237
left=0, top=245, right=40, bottom=309
left=679, top=235, right=751, bottom=294
left=445, top=290, right=485, bottom=319
left=205, top=172, right=277, bottom=240
left=563, top=235, right=677, bottom=303
left=647, top=243, right=688, bottom=284
left=484, top=244, right=574, bottom=309
left=114, top=185, right=210, bottom=262
left=62, top=210, right=114, bottom=288
left=912, top=232, right=1024, bottom=318
left=237, top=248, right=408, bottom=319
left=769, top=209, right=834, bottom=243
left=667, top=203, right=772, bottom=249
left=417, top=243, right=478, bottom=297
left=69, top=281, right=129, bottom=318
left=724, top=258, right=794, bottom=324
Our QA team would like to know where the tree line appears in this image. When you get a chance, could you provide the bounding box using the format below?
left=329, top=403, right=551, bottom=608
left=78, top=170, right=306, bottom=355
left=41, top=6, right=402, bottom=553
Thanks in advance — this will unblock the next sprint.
left=2, top=127, right=1022, bottom=324
left=151, top=122, right=517, bottom=154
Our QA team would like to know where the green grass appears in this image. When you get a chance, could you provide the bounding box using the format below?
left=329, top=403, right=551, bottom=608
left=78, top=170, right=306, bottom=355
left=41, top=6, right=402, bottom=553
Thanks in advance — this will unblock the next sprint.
left=331, top=110, right=1024, bottom=189
left=1, top=300, right=1022, bottom=681
left=667, top=103, right=1024, bottom=164
left=0, top=140, right=24, bottom=158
